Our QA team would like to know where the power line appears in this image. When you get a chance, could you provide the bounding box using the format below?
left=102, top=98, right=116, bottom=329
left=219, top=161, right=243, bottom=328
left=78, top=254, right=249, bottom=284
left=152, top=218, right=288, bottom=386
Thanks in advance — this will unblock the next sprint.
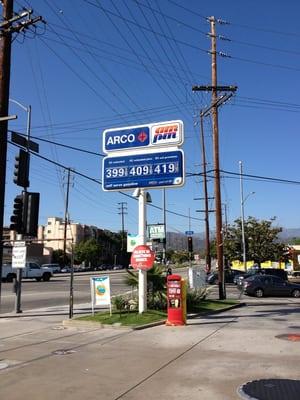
left=9, top=130, right=105, bottom=157
left=8, top=141, right=203, bottom=222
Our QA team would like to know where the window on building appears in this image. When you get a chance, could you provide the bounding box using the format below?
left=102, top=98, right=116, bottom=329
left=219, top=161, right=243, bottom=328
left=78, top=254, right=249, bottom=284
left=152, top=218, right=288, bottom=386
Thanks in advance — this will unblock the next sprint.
left=47, top=230, right=51, bottom=234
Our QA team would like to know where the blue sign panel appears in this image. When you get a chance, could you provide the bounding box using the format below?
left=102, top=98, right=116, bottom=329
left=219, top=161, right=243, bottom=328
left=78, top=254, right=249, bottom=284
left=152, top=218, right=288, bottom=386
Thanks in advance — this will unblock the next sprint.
left=185, top=231, right=194, bottom=236
left=103, top=126, right=150, bottom=152
left=103, top=150, right=184, bottom=191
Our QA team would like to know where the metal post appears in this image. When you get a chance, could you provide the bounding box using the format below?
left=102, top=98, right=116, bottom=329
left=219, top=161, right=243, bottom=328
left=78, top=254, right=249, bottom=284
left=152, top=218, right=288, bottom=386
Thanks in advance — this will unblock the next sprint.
left=239, top=161, right=247, bottom=272
left=14, top=234, right=23, bottom=313
left=9, top=100, right=31, bottom=314
left=69, top=239, right=74, bottom=319
left=162, top=188, right=166, bottom=266
left=188, top=208, right=192, bottom=268
left=138, top=189, right=147, bottom=313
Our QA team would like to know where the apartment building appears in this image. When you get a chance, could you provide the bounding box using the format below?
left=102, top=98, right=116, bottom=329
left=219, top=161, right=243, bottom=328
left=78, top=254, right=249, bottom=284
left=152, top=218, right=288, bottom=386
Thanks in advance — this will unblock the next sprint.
left=42, top=217, right=97, bottom=253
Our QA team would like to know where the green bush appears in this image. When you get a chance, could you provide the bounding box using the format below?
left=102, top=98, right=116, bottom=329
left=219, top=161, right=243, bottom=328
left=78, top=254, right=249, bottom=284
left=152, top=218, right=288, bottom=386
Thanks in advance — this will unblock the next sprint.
left=112, top=294, right=138, bottom=312
left=186, top=287, right=212, bottom=312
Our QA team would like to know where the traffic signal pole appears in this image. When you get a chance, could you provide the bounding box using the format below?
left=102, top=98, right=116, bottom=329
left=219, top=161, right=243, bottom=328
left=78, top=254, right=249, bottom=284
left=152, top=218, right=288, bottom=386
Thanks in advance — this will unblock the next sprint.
left=0, top=0, right=14, bottom=309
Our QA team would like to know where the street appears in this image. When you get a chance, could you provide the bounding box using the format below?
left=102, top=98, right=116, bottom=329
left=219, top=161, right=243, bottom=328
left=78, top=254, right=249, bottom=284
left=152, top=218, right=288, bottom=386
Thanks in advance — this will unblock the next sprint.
left=0, top=271, right=131, bottom=314
left=0, top=266, right=246, bottom=315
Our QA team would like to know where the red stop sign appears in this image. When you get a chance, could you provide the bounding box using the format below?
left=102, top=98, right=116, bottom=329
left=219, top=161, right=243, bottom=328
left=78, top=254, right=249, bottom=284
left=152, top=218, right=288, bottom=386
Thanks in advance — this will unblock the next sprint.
left=130, top=245, right=155, bottom=271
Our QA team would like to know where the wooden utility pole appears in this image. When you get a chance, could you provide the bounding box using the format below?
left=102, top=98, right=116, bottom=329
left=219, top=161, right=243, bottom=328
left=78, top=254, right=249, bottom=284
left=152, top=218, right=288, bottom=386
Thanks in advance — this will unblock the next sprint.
left=118, top=202, right=127, bottom=251
left=200, top=113, right=211, bottom=274
left=0, top=0, right=14, bottom=309
left=0, top=3, right=44, bottom=310
left=63, top=168, right=71, bottom=265
left=209, top=16, right=225, bottom=299
left=192, top=16, right=237, bottom=299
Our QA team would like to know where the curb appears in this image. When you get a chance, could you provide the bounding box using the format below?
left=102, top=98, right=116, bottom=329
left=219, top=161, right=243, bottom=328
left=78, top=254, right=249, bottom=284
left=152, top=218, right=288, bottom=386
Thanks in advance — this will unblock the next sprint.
left=62, top=319, right=132, bottom=330
left=187, top=302, right=246, bottom=319
left=62, top=303, right=245, bottom=330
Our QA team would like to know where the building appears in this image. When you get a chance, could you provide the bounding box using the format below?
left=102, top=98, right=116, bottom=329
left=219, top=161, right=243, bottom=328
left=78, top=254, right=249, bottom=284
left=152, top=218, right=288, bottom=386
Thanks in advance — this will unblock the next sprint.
left=43, top=217, right=86, bottom=253
left=2, top=218, right=121, bottom=265
left=42, top=217, right=116, bottom=260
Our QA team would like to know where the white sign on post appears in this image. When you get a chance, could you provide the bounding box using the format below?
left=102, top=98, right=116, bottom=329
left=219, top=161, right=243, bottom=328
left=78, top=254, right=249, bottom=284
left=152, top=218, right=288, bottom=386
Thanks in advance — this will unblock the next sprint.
left=90, top=276, right=112, bottom=316
left=12, top=241, right=27, bottom=269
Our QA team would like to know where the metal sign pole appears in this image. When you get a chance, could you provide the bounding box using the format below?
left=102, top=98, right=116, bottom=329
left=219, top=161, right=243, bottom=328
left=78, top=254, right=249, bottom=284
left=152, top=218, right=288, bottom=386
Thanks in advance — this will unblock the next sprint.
left=138, top=189, right=147, bottom=314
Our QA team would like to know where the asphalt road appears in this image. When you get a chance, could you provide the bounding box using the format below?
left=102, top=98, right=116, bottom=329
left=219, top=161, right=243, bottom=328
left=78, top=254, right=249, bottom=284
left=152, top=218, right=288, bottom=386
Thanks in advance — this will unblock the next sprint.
left=0, top=271, right=132, bottom=314
left=4, top=266, right=295, bottom=315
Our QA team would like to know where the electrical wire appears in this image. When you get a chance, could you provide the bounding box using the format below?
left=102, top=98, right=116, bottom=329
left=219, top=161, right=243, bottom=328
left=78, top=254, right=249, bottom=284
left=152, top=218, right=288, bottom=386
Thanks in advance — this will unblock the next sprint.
left=8, top=140, right=204, bottom=222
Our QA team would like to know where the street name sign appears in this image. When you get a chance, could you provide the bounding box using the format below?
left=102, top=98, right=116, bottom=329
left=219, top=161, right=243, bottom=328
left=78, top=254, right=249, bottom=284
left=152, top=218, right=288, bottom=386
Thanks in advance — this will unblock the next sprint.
left=103, top=120, right=183, bottom=153
left=185, top=231, right=194, bottom=236
left=102, top=149, right=184, bottom=191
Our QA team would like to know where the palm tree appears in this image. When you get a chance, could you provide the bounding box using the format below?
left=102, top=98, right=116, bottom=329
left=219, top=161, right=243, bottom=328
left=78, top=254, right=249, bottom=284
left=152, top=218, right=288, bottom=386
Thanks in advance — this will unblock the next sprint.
left=125, top=264, right=166, bottom=307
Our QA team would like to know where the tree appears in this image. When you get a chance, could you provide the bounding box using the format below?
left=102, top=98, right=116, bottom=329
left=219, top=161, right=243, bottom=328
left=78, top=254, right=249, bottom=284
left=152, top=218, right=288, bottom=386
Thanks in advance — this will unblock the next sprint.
left=125, top=263, right=166, bottom=308
left=52, top=249, right=69, bottom=266
left=170, top=250, right=189, bottom=264
left=74, top=238, right=102, bottom=266
left=222, top=216, right=286, bottom=266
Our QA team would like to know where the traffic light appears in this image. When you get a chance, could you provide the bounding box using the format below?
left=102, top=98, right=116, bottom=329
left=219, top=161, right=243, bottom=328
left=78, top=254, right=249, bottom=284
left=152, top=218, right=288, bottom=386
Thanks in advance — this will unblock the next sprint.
left=13, top=149, right=29, bottom=188
left=10, top=192, right=40, bottom=236
left=24, top=192, right=40, bottom=236
left=187, top=236, right=193, bottom=252
left=10, top=193, right=25, bottom=233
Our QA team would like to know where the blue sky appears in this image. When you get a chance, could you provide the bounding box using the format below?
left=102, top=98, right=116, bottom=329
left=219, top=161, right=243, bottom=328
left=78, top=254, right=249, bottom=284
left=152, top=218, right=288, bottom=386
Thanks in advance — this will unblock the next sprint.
left=4, top=0, right=300, bottom=236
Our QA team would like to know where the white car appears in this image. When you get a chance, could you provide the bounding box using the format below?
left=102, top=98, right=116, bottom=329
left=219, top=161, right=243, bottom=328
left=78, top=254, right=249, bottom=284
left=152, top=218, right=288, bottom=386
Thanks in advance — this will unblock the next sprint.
left=42, top=263, right=61, bottom=273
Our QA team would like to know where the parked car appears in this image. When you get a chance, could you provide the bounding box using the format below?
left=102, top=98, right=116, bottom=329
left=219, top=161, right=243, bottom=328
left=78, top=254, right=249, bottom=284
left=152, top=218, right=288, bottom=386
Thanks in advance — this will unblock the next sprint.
left=235, top=268, right=288, bottom=287
left=96, top=264, right=110, bottom=271
left=61, top=266, right=71, bottom=273
left=113, top=264, right=124, bottom=270
left=240, top=274, right=300, bottom=298
left=206, top=269, right=244, bottom=285
left=42, top=263, right=61, bottom=273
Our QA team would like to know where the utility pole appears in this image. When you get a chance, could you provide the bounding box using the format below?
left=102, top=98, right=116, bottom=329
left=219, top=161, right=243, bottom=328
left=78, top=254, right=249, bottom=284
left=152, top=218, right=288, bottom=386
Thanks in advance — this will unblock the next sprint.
left=63, top=168, right=72, bottom=265
left=192, top=16, right=237, bottom=300
left=239, top=160, right=246, bottom=272
left=0, top=2, right=44, bottom=310
left=117, top=202, right=127, bottom=251
left=0, top=0, right=13, bottom=310
left=210, top=16, right=224, bottom=299
left=200, top=113, right=211, bottom=274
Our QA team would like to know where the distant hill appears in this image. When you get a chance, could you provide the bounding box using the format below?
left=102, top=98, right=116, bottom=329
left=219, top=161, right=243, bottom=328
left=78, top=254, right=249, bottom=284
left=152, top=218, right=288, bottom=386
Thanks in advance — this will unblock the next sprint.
left=279, top=228, right=300, bottom=241
left=166, top=228, right=300, bottom=250
left=167, top=232, right=205, bottom=251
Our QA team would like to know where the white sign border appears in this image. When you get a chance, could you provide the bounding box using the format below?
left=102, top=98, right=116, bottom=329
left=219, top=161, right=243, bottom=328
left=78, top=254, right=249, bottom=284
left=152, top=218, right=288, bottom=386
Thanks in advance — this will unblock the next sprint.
left=102, top=119, right=184, bottom=154
left=102, top=148, right=185, bottom=192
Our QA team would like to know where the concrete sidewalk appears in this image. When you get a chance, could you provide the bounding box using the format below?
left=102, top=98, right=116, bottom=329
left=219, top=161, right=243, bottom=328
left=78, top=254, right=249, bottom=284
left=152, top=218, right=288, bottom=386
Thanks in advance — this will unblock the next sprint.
left=0, top=298, right=299, bottom=400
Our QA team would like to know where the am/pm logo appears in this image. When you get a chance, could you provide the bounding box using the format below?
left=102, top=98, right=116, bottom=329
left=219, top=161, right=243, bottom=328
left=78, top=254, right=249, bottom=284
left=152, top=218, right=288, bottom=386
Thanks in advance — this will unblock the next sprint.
left=151, top=120, right=183, bottom=147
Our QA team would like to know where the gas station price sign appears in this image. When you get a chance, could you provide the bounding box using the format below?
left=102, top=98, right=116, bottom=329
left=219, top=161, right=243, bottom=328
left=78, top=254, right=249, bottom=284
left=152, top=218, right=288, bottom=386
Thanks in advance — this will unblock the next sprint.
left=102, top=149, right=184, bottom=191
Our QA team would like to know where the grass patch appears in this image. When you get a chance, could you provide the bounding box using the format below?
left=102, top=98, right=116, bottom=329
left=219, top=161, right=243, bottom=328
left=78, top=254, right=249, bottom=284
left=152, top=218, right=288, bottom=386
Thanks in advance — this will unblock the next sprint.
left=189, top=299, right=239, bottom=313
left=77, top=310, right=167, bottom=327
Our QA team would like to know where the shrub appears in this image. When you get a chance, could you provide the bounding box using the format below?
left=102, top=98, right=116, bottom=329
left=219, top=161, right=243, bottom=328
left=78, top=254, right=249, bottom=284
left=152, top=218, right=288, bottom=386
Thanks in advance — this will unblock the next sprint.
left=186, top=287, right=212, bottom=312
left=112, top=294, right=138, bottom=312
